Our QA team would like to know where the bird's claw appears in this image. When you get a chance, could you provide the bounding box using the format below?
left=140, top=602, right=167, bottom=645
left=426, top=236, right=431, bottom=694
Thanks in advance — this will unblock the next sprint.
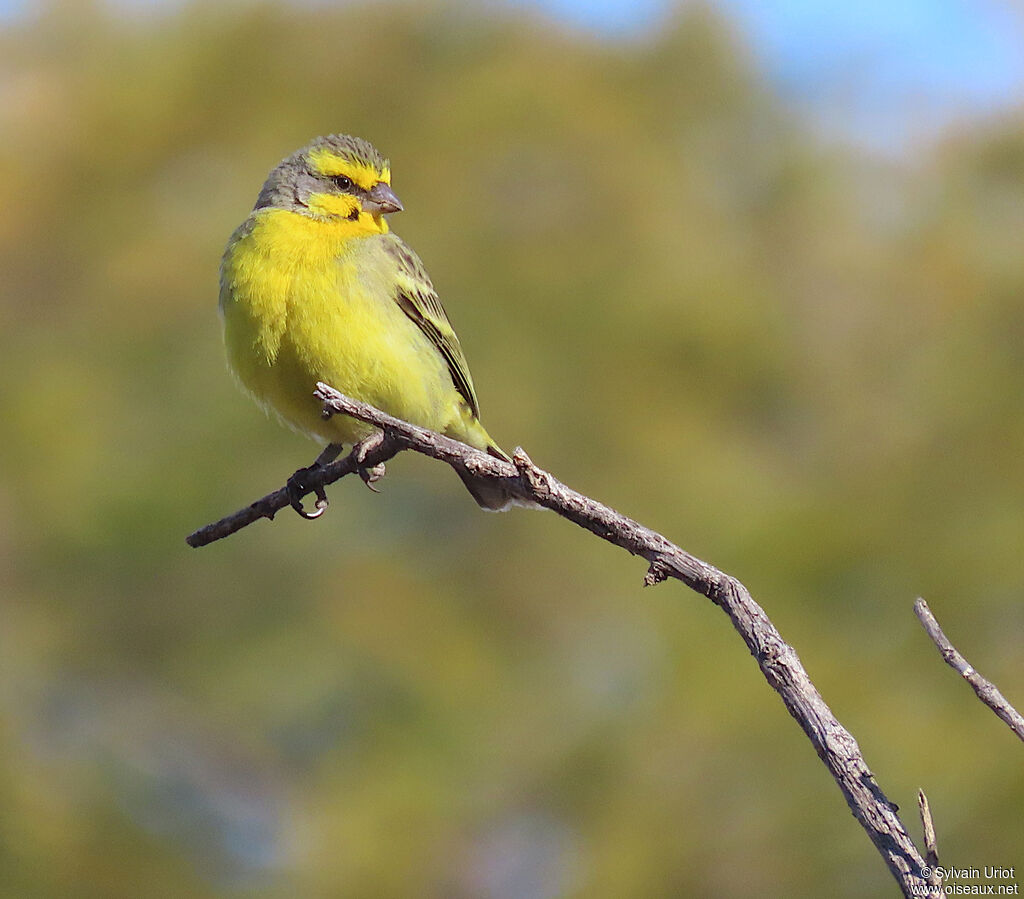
left=358, top=462, right=386, bottom=493
left=287, top=467, right=330, bottom=519
left=351, top=433, right=387, bottom=493
left=285, top=438, right=383, bottom=512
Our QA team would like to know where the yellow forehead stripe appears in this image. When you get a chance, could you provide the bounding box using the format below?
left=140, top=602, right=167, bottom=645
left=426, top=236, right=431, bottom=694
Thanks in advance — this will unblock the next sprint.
left=308, top=146, right=390, bottom=189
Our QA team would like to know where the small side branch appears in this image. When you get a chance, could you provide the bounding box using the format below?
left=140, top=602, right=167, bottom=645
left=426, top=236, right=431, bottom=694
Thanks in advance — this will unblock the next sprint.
left=917, top=789, right=939, bottom=869
left=187, top=384, right=936, bottom=896
left=914, top=598, right=1024, bottom=742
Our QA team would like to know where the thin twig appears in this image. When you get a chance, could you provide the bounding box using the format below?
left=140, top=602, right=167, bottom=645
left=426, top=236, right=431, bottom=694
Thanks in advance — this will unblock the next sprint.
left=188, top=384, right=935, bottom=896
left=914, top=599, right=1024, bottom=742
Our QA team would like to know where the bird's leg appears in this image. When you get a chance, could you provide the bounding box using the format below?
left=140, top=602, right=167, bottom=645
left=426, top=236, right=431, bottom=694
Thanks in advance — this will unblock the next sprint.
left=353, top=432, right=387, bottom=493
left=313, top=443, right=345, bottom=466
left=287, top=443, right=344, bottom=519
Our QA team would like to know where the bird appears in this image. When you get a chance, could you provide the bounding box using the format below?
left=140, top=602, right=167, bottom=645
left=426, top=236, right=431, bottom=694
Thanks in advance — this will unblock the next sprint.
left=219, top=134, right=515, bottom=514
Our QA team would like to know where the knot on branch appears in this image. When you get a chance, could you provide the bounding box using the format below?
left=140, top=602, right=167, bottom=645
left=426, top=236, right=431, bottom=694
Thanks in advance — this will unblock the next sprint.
left=644, top=561, right=670, bottom=587
left=512, top=447, right=549, bottom=496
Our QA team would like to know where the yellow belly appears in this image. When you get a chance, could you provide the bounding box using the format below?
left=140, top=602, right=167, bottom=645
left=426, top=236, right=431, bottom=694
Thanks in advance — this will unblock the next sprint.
left=220, top=209, right=471, bottom=447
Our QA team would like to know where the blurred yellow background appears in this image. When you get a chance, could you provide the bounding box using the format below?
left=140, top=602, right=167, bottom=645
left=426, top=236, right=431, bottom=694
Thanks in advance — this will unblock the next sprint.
left=1, top=1, right=1022, bottom=896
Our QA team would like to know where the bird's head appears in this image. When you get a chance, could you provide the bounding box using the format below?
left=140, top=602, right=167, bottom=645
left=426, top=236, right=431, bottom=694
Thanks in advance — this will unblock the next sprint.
left=255, top=134, right=403, bottom=233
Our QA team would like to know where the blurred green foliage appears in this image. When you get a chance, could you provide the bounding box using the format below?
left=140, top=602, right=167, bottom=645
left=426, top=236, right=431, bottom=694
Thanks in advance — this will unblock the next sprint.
left=1, top=1, right=1022, bottom=896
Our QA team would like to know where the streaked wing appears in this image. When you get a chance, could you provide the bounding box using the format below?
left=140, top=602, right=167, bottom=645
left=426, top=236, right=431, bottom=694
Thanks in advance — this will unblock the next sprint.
left=384, top=235, right=481, bottom=418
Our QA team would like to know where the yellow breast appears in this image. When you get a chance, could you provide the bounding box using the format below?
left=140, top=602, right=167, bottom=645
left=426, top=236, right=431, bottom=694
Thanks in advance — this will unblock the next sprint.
left=219, top=208, right=462, bottom=446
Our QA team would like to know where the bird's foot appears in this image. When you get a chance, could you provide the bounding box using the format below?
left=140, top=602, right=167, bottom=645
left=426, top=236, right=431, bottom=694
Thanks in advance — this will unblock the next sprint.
left=359, top=462, right=386, bottom=492
left=286, top=443, right=343, bottom=520
left=353, top=433, right=387, bottom=493
left=286, top=466, right=329, bottom=519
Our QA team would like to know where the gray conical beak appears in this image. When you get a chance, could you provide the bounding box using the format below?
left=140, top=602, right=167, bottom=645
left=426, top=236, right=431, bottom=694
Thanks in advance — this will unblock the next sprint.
left=365, top=182, right=403, bottom=215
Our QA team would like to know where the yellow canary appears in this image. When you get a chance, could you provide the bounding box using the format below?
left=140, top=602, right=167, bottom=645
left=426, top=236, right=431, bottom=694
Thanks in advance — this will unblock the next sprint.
left=220, top=134, right=513, bottom=510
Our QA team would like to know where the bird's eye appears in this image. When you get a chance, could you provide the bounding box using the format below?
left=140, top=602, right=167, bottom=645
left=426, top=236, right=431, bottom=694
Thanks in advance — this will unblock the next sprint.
left=332, top=175, right=353, bottom=190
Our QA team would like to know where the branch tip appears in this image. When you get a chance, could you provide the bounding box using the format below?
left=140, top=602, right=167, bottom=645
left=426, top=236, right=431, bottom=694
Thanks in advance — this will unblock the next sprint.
left=917, top=789, right=939, bottom=870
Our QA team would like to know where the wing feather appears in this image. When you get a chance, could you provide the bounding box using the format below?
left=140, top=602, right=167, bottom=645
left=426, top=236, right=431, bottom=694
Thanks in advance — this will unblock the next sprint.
left=383, top=235, right=481, bottom=419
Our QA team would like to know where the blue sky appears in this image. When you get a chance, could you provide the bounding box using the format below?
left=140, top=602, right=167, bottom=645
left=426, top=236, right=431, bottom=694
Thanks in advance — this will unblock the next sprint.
left=724, top=0, right=1024, bottom=145
left=519, top=0, right=1024, bottom=147
left=5, top=0, right=1023, bottom=148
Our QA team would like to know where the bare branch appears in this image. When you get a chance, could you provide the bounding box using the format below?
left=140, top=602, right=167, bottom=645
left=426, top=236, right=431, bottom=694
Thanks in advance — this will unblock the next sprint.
left=914, top=598, right=1024, bottom=742
left=187, top=384, right=936, bottom=895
